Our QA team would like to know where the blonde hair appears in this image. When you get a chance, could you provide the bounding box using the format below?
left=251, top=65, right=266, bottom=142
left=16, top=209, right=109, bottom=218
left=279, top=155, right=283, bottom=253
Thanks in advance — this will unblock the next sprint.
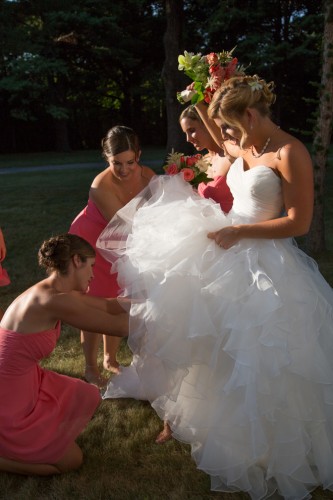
left=208, top=75, right=276, bottom=148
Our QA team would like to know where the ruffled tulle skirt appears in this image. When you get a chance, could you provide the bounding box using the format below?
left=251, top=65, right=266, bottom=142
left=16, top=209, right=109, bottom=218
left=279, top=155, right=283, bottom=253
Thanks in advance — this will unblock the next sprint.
left=98, top=175, right=333, bottom=499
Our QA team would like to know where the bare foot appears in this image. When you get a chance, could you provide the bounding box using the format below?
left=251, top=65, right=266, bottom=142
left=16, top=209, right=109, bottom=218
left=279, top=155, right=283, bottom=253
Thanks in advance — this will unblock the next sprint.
left=155, top=423, right=173, bottom=444
left=103, top=355, right=121, bottom=375
left=84, top=367, right=108, bottom=388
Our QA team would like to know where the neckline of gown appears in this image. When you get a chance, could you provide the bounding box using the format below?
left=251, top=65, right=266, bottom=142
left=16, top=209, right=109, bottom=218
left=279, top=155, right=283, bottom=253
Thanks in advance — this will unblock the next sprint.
left=1, top=320, right=61, bottom=336
left=237, top=157, right=277, bottom=176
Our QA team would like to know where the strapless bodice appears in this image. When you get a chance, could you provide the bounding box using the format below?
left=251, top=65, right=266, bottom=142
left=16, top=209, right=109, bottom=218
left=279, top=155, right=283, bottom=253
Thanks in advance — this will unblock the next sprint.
left=227, top=158, right=283, bottom=223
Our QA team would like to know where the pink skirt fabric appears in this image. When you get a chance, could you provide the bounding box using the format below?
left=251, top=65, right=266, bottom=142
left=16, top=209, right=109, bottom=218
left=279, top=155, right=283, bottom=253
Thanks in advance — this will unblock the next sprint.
left=198, top=175, right=233, bottom=213
left=69, top=198, right=119, bottom=297
left=0, top=323, right=101, bottom=463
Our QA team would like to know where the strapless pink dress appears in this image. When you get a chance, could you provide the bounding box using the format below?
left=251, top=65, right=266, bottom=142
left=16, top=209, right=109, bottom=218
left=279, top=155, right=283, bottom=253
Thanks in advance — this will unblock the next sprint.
left=0, top=322, right=100, bottom=463
left=69, top=198, right=119, bottom=297
left=198, top=175, right=233, bottom=213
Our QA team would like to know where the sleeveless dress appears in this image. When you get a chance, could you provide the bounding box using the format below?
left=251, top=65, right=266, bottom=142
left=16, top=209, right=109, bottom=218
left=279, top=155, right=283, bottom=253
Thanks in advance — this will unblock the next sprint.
left=69, top=198, right=119, bottom=297
left=0, top=322, right=100, bottom=463
left=97, top=159, right=333, bottom=499
left=198, top=175, right=233, bottom=212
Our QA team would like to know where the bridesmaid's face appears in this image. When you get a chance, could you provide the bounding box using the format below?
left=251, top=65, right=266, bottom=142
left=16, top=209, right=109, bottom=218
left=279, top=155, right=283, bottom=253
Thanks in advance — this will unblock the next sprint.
left=108, top=150, right=140, bottom=180
left=75, top=256, right=95, bottom=293
left=180, top=117, right=212, bottom=151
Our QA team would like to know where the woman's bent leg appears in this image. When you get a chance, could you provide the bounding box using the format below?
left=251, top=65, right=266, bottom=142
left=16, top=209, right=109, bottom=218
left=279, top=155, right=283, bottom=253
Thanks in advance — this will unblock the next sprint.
left=0, top=442, right=83, bottom=476
left=81, top=330, right=107, bottom=386
left=103, top=335, right=122, bottom=374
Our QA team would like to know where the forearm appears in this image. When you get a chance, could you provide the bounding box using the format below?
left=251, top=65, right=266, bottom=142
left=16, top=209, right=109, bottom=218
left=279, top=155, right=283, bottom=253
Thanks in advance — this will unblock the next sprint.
left=195, top=102, right=222, bottom=148
left=74, top=293, right=126, bottom=315
left=237, top=215, right=311, bottom=240
left=208, top=214, right=311, bottom=250
left=63, top=303, right=128, bottom=337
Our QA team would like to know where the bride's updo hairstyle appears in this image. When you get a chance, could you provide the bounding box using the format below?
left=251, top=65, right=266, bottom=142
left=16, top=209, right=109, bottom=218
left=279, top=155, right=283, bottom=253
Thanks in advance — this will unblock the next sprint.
left=38, top=234, right=95, bottom=275
left=101, top=125, right=141, bottom=161
left=208, top=75, right=276, bottom=149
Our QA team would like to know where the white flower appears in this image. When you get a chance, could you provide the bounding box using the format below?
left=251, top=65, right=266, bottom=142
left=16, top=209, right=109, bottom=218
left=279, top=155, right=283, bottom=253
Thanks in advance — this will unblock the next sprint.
left=196, top=158, right=210, bottom=172
left=166, top=151, right=183, bottom=165
left=248, top=81, right=263, bottom=91
left=176, top=89, right=197, bottom=104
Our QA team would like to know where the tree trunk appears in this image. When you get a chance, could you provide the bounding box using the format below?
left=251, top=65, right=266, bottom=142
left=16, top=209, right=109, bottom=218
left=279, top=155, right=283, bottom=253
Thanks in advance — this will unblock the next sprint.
left=307, top=0, right=333, bottom=253
left=162, top=0, right=191, bottom=155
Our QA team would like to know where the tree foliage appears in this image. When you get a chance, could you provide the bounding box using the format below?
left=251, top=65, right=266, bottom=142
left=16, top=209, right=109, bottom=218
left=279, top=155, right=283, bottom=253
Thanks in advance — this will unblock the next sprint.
left=307, top=0, right=333, bottom=253
left=0, top=0, right=326, bottom=153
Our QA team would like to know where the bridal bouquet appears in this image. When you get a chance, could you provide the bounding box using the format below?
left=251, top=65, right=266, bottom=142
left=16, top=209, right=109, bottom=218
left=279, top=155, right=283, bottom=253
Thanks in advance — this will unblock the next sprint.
left=163, top=151, right=212, bottom=188
left=177, top=48, right=246, bottom=105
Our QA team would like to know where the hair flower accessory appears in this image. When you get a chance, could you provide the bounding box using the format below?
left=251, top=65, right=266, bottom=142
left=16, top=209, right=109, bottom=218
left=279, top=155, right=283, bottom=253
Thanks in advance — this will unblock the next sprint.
left=163, top=151, right=212, bottom=187
left=248, top=81, right=263, bottom=91
left=177, top=48, right=247, bottom=105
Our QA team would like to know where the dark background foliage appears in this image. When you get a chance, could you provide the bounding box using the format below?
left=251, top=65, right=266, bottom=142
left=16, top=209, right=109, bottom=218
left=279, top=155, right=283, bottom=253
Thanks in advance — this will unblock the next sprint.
left=0, top=0, right=324, bottom=154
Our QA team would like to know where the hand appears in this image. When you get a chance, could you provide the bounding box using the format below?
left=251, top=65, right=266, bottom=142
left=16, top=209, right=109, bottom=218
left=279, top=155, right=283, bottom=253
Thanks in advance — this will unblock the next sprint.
left=207, top=226, right=241, bottom=250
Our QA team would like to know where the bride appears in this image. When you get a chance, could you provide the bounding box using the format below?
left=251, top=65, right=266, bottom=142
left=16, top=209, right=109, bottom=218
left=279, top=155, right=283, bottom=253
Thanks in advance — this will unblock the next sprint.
left=98, top=75, right=333, bottom=499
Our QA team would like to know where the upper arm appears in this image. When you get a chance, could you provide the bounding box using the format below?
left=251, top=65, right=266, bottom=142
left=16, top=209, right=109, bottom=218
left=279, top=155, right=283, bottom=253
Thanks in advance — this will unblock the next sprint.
left=89, top=185, right=119, bottom=221
left=47, top=292, right=104, bottom=325
left=278, top=142, right=314, bottom=234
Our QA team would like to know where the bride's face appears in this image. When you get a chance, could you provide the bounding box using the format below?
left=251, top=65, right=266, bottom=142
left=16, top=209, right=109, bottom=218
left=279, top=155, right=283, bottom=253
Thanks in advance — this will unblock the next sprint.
left=214, top=118, right=241, bottom=145
left=108, top=150, right=140, bottom=180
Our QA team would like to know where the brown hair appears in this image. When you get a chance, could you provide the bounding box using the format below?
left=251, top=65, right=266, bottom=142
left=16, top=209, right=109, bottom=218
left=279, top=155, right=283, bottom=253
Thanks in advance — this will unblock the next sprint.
left=38, top=234, right=95, bottom=275
left=101, top=125, right=141, bottom=160
left=179, top=105, right=203, bottom=124
left=208, top=75, right=276, bottom=148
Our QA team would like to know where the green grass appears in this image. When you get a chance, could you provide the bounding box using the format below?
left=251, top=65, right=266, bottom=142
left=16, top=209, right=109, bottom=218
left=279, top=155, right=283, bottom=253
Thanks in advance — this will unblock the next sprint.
left=0, top=150, right=333, bottom=499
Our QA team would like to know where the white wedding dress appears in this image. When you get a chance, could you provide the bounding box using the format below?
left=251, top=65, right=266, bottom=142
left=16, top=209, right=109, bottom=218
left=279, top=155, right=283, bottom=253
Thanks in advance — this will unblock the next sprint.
left=97, top=159, right=333, bottom=500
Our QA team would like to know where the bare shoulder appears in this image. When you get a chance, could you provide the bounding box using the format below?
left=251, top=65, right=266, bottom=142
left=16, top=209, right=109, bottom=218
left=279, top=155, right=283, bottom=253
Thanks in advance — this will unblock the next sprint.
left=276, top=133, right=313, bottom=177
left=89, top=170, right=117, bottom=203
left=91, top=166, right=111, bottom=189
left=141, top=164, right=156, bottom=180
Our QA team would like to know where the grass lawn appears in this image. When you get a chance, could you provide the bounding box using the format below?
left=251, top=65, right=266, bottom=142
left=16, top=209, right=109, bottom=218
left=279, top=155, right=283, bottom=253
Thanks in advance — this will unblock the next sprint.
left=0, top=150, right=332, bottom=499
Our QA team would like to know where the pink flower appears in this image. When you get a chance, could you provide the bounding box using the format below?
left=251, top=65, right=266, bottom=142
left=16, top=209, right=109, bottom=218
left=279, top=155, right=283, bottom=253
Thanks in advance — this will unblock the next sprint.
left=165, top=163, right=179, bottom=175
left=186, top=156, right=198, bottom=166
left=209, top=64, right=220, bottom=75
left=206, top=52, right=219, bottom=65
left=204, top=88, right=214, bottom=103
left=225, top=57, right=238, bottom=80
left=181, top=168, right=195, bottom=182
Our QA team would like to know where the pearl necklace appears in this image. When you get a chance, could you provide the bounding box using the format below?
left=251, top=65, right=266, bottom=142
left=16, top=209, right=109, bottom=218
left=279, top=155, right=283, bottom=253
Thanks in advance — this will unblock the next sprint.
left=251, top=126, right=280, bottom=158
left=251, top=137, right=271, bottom=158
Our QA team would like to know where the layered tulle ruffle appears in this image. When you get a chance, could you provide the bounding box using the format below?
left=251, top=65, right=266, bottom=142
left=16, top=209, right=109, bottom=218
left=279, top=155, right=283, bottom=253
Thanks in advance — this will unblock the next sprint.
left=98, top=174, right=333, bottom=499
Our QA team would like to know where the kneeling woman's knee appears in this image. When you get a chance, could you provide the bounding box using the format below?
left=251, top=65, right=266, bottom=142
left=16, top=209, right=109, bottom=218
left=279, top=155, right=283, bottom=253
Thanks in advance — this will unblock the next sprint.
left=55, top=442, right=83, bottom=473
left=70, top=446, right=83, bottom=471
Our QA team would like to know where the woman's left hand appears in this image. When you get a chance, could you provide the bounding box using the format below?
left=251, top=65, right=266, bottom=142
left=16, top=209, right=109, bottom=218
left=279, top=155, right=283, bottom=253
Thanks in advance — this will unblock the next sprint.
left=207, top=226, right=241, bottom=250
